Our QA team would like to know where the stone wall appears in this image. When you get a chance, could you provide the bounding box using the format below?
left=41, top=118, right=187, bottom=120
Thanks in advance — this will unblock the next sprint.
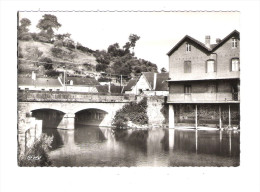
left=137, top=96, right=168, bottom=126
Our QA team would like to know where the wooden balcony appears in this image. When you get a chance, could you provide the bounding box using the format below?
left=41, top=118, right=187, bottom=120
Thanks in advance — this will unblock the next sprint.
left=167, top=92, right=240, bottom=103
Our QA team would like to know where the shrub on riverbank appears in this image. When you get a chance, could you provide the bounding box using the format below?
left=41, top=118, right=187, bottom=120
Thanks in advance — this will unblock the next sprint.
left=18, top=134, right=53, bottom=167
left=112, top=97, right=148, bottom=129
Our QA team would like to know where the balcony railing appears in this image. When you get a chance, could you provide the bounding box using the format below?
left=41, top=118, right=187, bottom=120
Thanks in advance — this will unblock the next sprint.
left=168, top=92, right=240, bottom=103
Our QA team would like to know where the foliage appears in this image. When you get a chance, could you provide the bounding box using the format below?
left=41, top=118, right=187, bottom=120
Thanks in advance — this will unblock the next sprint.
left=112, top=97, right=148, bottom=129
left=53, top=40, right=63, bottom=47
left=77, top=45, right=94, bottom=53
left=18, top=134, right=53, bottom=167
left=45, top=70, right=60, bottom=77
left=98, top=77, right=111, bottom=82
left=39, top=57, right=53, bottom=70
left=18, top=18, right=31, bottom=39
left=96, top=63, right=108, bottom=72
left=51, top=47, right=63, bottom=58
left=25, top=46, right=43, bottom=61
left=161, top=67, right=167, bottom=73
left=37, top=14, right=61, bottom=41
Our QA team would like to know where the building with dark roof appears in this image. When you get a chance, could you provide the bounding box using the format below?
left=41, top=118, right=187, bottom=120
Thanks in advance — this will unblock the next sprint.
left=167, top=30, right=240, bottom=129
left=124, top=72, right=169, bottom=96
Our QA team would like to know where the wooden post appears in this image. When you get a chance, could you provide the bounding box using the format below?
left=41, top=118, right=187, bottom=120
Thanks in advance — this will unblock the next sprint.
left=195, top=130, right=198, bottom=153
left=228, top=105, right=231, bottom=127
left=169, top=104, right=175, bottom=128
left=195, top=105, right=198, bottom=129
left=219, top=105, right=222, bottom=129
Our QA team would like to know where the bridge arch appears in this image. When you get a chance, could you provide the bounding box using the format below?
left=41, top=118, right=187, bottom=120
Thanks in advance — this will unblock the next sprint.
left=75, top=108, right=109, bottom=127
left=31, top=108, right=66, bottom=129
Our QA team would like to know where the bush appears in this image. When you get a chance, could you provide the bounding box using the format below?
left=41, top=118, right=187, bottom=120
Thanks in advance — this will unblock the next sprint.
left=51, top=47, right=63, bottom=58
left=19, top=33, right=33, bottom=41
left=96, top=64, right=108, bottom=72
left=18, top=134, right=53, bottom=167
left=112, top=97, right=148, bottom=129
left=38, top=35, right=50, bottom=43
left=39, top=57, right=53, bottom=70
left=45, top=70, right=60, bottom=77
left=54, top=40, right=63, bottom=47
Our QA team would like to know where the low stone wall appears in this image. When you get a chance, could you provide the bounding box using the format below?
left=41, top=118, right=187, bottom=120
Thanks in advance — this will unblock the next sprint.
left=18, top=90, right=136, bottom=103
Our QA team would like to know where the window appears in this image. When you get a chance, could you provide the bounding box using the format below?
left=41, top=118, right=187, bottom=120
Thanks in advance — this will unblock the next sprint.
left=206, top=60, right=215, bottom=73
left=232, top=38, right=238, bottom=48
left=231, top=58, right=239, bottom=71
left=186, top=43, right=191, bottom=52
left=25, top=88, right=29, bottom=90
left=184, top=61, right=191, bottom=73
left=184, top=85, right=191, bottom=94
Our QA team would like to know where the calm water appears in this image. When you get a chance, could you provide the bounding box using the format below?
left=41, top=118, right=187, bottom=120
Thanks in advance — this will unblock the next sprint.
left=43, top=125, right=240, bottom=167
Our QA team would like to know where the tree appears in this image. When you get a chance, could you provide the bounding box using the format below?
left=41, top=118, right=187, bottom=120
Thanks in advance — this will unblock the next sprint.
left=18, top=18, right=32, bottom=40
left=39, top=57, right=53, bottom=70
left=161, top=67, right=167, bottom=73
left=19, top=18, right=31, bottom=33
left=37, top=14, right=61, bottom=41
left=123, top=34, right=140, bottom=54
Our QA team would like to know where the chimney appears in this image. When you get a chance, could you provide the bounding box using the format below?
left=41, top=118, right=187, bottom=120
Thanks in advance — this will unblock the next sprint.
left=32, top=71, right=36, bottom=80
left=205, top=35, right=211, bottom=48
left=216, top=38, right=221, bottom=44
left=153, top=73, right=157, bottom=90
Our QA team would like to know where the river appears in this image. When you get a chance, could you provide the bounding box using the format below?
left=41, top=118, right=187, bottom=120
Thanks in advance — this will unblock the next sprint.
left=43, top=124, right=240, bottom=167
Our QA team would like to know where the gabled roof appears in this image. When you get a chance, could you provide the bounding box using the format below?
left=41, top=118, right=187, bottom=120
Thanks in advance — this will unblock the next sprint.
left=155, top=73, right=169, bottom=91
left=66, top=76, right=100, bottom=86
left=211, top=30, right=240, bottom=51
left=167, top=30, right=240, bottom=56
left=124, top=78, right=138, bottom=91
left=142, top=72, right=155, bottom=89
left=167, top=35, right=211, bottom=56
left=18, top=77, right=62, bottom=87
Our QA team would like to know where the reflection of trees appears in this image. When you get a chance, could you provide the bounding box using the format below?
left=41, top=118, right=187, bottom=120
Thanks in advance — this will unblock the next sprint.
left=42, top=129, right=64, bottom=150
left=113, top=129, right=148, bottom=153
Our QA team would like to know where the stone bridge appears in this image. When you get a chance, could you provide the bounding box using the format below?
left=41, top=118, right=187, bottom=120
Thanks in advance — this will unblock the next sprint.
left=18, top=90, right=135, bottom=129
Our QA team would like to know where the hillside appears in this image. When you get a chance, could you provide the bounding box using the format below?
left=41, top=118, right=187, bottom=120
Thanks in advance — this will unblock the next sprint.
left=18, top=40, right=98, bottom=77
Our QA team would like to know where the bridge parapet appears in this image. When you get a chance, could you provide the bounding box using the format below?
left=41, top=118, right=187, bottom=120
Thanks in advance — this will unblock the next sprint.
left=18, top=90, right=136, bottom=103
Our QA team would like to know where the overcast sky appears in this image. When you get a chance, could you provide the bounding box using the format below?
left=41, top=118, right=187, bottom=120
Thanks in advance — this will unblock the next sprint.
left=19, top=11, right=240, bottom=71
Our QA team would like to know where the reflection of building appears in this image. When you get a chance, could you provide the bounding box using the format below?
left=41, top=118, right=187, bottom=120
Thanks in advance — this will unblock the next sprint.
left=64, top=76, right=100, bottom=92
left=124, top=72, right=169, bottom=96
left=18, top=75, right=63, bottom=91
left=167, top=30, right=240, bottom=128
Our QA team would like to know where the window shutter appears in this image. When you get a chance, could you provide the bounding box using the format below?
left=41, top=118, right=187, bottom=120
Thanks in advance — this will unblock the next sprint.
left=205, top=61, right=208, bottom=73
left=214, top=60, right=217, bottom=72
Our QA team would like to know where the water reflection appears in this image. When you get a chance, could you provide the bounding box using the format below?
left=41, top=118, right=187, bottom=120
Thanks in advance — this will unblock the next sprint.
left=42, top=126, right=240, bottom=167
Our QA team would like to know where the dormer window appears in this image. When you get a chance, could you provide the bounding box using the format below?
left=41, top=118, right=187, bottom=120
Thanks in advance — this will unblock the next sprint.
left=186, top=43, right=191, bottom=52
left=232, top=38, right=238, bottom=48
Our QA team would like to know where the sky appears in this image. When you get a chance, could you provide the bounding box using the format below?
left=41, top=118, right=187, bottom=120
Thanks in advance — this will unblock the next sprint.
left=19, top=11, right=240, bottom=71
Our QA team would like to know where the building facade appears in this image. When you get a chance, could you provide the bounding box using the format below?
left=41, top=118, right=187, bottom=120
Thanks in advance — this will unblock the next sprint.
left=124, top=72, right=169, bottom=96
left=167, top=30, right=240, bottom=128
